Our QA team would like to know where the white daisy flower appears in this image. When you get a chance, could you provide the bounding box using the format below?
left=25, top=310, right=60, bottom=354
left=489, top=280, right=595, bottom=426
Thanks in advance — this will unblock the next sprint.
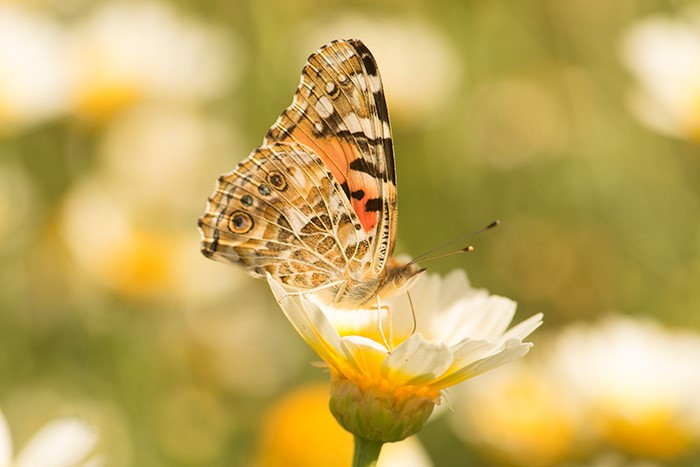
left=551, top=316, right=700, bottom=460
left=67, top=1, right=237, bottom=121
left=268, top=269, right=542, bottom=444
left=450, top=315, right=700, bottom=465
left=449, top=359, right=587, bottom=466
left=0, top=409, right=100, bottom=467
left=0, top=4, right=70, bottom=134
left=59, top=106, right=239, bottom=302
left=621, top=10, right=700, bottom=141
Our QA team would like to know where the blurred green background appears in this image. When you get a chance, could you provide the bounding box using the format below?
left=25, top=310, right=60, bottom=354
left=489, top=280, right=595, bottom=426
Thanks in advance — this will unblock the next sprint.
left=1, top=0, right=700, bottom=465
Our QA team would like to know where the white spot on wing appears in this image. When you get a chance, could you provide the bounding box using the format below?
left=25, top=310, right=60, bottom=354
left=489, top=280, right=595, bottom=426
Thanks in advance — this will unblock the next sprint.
left=315, top=96, right=334, bottom=118
left=291, top=166, right=307, bottom=188
left=382, top=121, right=391, bottom=136
left=368, top=75, right=382, bottom=92
left=344, top=112, right=363, bottom=133
left=350, top=74, right=368, bottom=92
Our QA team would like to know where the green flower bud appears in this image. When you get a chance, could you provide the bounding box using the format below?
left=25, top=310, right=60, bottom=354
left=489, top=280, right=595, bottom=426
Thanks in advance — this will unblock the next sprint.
left=329, top=375, right=437, bottom=443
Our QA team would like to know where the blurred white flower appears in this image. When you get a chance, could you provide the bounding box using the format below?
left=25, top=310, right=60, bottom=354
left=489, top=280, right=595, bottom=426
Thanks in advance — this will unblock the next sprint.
left=59, top=177, right=235, bottom=303
left=67, top=1, right=238, bottom=121
left=302, top=15, right=461, bottom=125
left=450, top=360, right=587, bottom=466
left=0, top=408, right=100, bottom=467
left=59, top=106, right=240, bottom=302
left=269, top=269, right=542, bottom=443
left=0, top=4, right=70, bottom=134
left=621, top=10, right=700, bottom=141
left=450, top=315, right=700, bottom=465
left=97, top=104, right=238, bottom=228
left=551, top=316, right=700, bottom=460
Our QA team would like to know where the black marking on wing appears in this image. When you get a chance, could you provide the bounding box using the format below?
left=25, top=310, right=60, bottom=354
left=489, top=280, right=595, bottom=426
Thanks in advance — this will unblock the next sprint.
left=383, top=138, right=395, bottom=183
left=351, top=189, right=365, bottom=200
left=373, top=92, right=390, bottom=124
left=365, top=198, right=382, bottom=212
left=340, top=181, right=351, bottom=200
left=349, top=158, right=378, bottom=176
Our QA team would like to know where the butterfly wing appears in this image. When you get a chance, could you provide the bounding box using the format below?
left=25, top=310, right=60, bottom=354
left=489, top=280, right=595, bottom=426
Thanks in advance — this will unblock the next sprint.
left=198, top=141, right=372, bottom=289
left=263, top=39, right=397, bottom=276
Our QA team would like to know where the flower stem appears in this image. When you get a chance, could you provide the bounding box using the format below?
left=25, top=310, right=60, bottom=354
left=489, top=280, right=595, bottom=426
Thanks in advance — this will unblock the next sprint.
left=352, top=436, right=383, bottom=467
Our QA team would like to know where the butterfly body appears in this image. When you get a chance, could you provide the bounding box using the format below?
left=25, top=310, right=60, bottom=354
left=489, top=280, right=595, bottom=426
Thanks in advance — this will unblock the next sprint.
left=198, top=39, right=424, bottom=309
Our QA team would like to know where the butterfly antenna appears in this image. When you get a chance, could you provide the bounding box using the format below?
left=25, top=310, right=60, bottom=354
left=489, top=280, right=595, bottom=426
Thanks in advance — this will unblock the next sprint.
left=410, top=246, right=475, bottom=265
left=408, top=220, right=499, bottom=266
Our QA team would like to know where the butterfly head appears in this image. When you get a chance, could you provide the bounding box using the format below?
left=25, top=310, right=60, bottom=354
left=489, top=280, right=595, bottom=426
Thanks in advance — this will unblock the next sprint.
left=383, top=257, right=427, bottom=295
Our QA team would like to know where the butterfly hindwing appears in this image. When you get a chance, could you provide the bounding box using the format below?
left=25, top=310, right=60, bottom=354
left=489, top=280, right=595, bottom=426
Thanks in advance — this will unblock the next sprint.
left=198, top=141, right=372, bottom=289
left=263, top=39, right=397, bottom=275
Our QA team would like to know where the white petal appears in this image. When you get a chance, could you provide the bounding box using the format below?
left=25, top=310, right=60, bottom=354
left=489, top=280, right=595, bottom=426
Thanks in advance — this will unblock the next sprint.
left=15, top=418, right=97, bottom=467
left=382, top=334, right=453, bottom=385
left=0, top=409, right=12, bottom=467
left=434, top=295, right=516, bottom=345
left=433, top=338, right=532, bottom=388
left=341, top=335, right=389, bottom=381
left=266, top=276, right=346, bottom=369
left=449, top=338, right=498, bottom=367
left=500, top=313, right=543, bottom=342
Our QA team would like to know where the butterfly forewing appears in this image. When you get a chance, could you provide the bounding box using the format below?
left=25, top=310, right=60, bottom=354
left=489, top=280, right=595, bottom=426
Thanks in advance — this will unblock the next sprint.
left=263, top=39, right=397, bottom=275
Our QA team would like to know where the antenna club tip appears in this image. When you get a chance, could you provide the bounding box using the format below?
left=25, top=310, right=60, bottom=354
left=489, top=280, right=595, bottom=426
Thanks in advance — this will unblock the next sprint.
left=463, top=245, right=475, bottom=253
left=487, top=220, right=500, bottom=229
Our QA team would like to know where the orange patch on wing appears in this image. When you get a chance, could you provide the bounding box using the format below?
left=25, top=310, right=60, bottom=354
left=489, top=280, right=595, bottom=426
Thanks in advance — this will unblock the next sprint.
left=288, top=128, right=379, bottom=233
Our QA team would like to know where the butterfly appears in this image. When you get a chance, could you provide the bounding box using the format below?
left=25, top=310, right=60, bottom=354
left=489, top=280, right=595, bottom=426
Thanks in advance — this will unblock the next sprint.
left=198, top=39, right=425, bottom=309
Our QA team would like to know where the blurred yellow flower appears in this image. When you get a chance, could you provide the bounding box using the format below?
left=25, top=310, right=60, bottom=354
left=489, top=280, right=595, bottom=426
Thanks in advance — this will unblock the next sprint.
left=268, top=270, right=542, bottom=443
left=256, top=382, right=433, bottom=467
left=0, top=4, right=70, bottom=134
left=621, top=9, right=700, bottom=141
left=67, top=1, right=237, bottom=121
left=0, top=408, right=101, bottom=467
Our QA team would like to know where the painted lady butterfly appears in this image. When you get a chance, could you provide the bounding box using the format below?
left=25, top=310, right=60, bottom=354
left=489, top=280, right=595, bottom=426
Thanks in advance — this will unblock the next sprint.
left=198, top=39, right=425, bottom=309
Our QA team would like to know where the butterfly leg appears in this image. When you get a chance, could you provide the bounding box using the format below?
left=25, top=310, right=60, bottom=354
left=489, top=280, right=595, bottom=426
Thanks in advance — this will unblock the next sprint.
left=333, top=281, right=348, bottom=304
left=407, top=290, right=417, bottom=337
left=375, top=295, right=393, bottom=352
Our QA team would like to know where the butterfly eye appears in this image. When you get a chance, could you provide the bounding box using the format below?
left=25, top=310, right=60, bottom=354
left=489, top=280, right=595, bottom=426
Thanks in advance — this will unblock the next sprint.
left=267, top=171, right=287, bottom=191
left=258, top=184, right=271, bottom=196
left=230, top=211, right=253, bottom=234
left=240, top=194, right=253, bottom=206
